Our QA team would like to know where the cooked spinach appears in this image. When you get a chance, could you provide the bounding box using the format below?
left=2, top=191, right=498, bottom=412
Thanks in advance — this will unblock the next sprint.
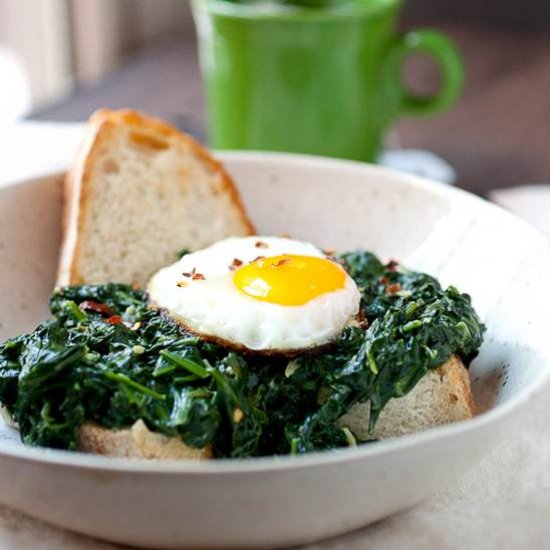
left=292, top=252, right=485, bottom=452
left=0, top=253, right=485, bottom=457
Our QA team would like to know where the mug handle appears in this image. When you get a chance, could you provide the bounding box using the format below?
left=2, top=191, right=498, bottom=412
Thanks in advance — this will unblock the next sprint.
left=388, top=29, right=465, bottom=116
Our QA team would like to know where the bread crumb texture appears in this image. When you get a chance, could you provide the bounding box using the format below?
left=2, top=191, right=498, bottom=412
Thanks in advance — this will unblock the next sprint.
left=61, top=109, right=253, bottom=287
left=337, top=355, right=474, bottom=440
left=77, top=419, right=212, bottom=460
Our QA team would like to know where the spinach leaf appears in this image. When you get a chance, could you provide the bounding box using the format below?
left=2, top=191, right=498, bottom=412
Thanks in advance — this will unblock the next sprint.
left=0, top=252, right=485, bottom=457
left=289, top=253, right=485, bottom=452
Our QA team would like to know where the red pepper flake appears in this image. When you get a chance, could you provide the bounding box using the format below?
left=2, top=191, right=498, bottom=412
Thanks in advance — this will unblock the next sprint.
left=386, top=260, right=399, bottom=271
left=385, top=283, right=402, bottom=295
left=255, top=241, right=268, bottom=249
left=105, top=315, right=123, bottom=325
left=274, top=258, right=290, bottom=267
left=192, top=273, right=205, bottom=281
left=251, top=255, right=265, bottom=263
left=78, top=300, right=114, bottom=317
left=229, top=258, right=243, bottom=271
left=379, top=276, right=389, bottom=286
left=182, top=268, right=197, bottom=278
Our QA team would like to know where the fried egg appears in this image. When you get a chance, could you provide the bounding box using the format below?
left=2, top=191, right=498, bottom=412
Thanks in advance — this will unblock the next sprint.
left=147, top=236, right=361, bottom=354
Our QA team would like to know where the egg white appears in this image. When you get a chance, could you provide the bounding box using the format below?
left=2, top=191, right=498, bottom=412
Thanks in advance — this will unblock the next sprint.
left=147, top=236, right=361, bottom=353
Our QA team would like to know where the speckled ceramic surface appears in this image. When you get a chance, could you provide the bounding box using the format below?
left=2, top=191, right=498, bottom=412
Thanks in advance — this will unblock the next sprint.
left=0, top=152, right=549, bottom=549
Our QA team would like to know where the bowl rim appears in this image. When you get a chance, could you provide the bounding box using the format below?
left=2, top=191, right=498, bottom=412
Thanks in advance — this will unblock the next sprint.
left=1, top=150, right=549, bottom=475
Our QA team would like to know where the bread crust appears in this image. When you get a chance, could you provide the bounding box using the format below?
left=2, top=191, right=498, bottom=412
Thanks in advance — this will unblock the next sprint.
left=438, top=353, right=475, bottom=414
left=57, top=109, right=254, bottom=287
left=77, top=419, right=212, bottom=460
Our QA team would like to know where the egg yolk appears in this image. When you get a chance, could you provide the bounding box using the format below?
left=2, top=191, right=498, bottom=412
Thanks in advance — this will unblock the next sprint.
left=233, top=254, right=346, bottom=306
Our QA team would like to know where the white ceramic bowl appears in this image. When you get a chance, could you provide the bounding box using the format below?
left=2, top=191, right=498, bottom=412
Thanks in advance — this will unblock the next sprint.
left=0, top=153, right=549, bottom=549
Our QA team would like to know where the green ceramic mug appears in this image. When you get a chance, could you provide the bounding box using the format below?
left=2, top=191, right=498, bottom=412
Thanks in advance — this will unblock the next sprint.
left=192, top=0, right=464, bottom=162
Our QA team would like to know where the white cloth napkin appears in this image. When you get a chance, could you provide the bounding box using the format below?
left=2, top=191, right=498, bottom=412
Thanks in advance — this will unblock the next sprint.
left=0, top=123, right=548, bottom=549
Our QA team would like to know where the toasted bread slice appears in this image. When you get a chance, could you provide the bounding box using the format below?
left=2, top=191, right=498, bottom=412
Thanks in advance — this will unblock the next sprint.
left=337, top=354, right=474, bottom=440
left=77, top=420, right=212, bottom=460
left=58, top=109, right=254, bottom=288
left=75, top=355, right=472, bottom=460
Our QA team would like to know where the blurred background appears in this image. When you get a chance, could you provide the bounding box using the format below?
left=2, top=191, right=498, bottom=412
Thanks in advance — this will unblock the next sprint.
left=1, top=0, right=549, bottom=193
left=0, top=1, right=194, bottom=119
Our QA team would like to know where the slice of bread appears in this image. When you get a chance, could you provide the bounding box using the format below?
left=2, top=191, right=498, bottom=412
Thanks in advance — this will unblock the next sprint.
left=77, top=420, right=212, bottom=460
left=337, top=354, right=474, bottom=440
left=57, top=109, right=254, bottom=288
left=75, top=355, right=472, bottom=460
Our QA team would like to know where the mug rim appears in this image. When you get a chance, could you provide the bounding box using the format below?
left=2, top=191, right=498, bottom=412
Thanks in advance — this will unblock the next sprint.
left=192, top=0, right=401, bottom=21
